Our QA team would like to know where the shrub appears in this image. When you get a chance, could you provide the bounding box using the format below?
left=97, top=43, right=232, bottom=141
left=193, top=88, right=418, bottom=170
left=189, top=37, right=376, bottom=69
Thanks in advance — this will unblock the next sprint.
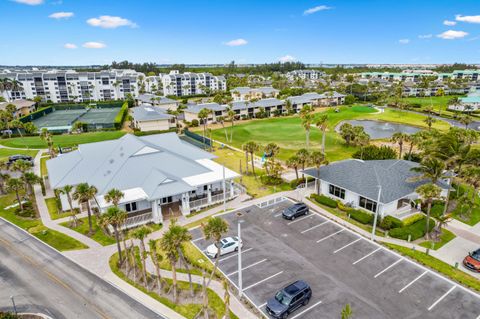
left=407, top=102, right=422, bottom=109
left=352, top=145, right=397, bottom=160
left=402, top=213, right=425, bottom=226
left=403, top=152, right=422, bottom=163
left=260, top=175, right=283, bottom=186
left=344, top=94, right=356, bottom=105
left=380, top=215, right=403, bottom=230
left=289, top=177, right=313, bottom=189
left=191, top=119, right=199, bottom=127
left=133, top=128, right=176, bottom=137
left=389, top=217, right=435, bottom=241
left=347, top=208, right=374, bottom=225
left=311, top=194, right=337, bottom=208
left=113, top=102, right=129, bottom=129
left=430, top=204, right=445, bottom=218
left=337, top=201, right=349, bottom=212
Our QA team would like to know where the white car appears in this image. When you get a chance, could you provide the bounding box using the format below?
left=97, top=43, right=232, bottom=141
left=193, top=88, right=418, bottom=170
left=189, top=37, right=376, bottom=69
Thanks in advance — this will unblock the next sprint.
left=205, top=236, right=243, bottom=258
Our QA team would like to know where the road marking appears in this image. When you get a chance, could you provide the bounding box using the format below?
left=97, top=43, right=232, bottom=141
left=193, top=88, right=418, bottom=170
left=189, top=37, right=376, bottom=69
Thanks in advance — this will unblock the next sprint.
left=227, top=258, right=267, bottom=276
left=191, top=236, right=205, bottom=243
left=274, top=213, right=282, bottom=217
left=374, top=258, right=404, bottom=278
left=333, top=238, right=362, bottom=254
left=353, top=247, right=381, bottom=265
left=244, top=271, right=283, bottom=291
left=287, top=215, right=311, bottom=225
left=258, top=302, right=267, bottom=308
left=219, top=248, right=253, bottom=262
left=316, top=229, right=344, bottom=243
left=301, top=221, right=329, bottom=234
left=399, top=270, right=428, bottom=293
left=428, top=285, right=456, bottom=311
left=290, top=300, right=323, bottom=319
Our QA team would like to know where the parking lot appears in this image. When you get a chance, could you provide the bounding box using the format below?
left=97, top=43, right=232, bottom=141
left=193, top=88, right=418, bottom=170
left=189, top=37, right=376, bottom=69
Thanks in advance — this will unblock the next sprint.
left=191, top=198, right=480, bottom=319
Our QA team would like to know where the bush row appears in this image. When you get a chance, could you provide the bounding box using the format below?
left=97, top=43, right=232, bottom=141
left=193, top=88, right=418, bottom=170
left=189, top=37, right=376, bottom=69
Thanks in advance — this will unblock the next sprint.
left=113, top=102, right=129, bottom=129
left=347, top=208, right=374, bottom=225
left=311, top=194, right=337, bottom=208
left=389, top=217, right=436, bottom=241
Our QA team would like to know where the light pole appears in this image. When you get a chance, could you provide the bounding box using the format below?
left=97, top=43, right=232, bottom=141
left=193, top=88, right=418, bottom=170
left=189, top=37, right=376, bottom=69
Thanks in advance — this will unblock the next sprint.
left=238, top=222, right=243, bottom=298
left=10, top=296, right=17, bottom=315
left=371, top=185, right=382, bottom=241
left=222, top=163, right=226, bottom=212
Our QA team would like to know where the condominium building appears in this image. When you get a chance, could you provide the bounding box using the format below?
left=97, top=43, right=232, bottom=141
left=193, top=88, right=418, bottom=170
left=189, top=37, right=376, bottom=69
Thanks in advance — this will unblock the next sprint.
left=0, top=69, right=143, bottom=103
left=230, top=87, right=280, bottom=101
left=286, top=70, right=326, bottom=81
left=162, top=70, right=226, bottom=96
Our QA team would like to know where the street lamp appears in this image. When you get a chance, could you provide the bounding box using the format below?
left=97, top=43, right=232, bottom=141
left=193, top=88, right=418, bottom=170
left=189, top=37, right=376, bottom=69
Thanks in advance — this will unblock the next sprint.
left=237, top=222, right=243, bottom=298
left=371, top=185, right=382, bottom=241
left=10, top=296, right=17, bottom=315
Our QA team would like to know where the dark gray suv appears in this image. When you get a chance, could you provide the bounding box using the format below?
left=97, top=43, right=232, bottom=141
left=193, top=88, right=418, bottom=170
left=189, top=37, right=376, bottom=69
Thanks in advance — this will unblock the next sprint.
left=266, top=280, right=312, bottom=318
left=282, top=203, right=309, bottom=220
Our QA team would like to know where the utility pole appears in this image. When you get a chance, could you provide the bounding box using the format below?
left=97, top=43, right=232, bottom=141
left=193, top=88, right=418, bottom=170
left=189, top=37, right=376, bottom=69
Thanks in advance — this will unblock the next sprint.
left=10, top=296, right=17, bottom=315
left=238, top=222, right=243, bottom=298
left=371, top=185, right=382, bottom=241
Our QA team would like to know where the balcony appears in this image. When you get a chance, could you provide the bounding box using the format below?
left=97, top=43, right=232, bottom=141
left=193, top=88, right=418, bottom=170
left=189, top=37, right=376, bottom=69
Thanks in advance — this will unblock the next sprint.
left=121, top=209, right=153, bottom=230
left=189, top=185, right=244, bottom=211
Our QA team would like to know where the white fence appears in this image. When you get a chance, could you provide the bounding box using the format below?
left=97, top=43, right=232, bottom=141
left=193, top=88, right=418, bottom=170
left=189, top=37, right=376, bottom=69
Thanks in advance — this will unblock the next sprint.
left=122, top=212, right=153, bottom=230
left=256, top=196, right=287, bottom=209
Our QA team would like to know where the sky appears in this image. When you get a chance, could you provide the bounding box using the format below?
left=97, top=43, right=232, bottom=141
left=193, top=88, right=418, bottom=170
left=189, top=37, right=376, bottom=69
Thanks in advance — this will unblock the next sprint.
left=1, top=0, right=480, bottom=65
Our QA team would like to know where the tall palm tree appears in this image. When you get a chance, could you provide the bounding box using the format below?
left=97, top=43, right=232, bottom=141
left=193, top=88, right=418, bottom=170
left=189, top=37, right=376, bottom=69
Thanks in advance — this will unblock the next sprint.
left=217, top=116, right=229, bottom=142
left=198, top=108, right=211, bottom=145
left=72, top=183, right=97, bottom=234
left=286, top=155, right=300, bottom=180
left=167, top=219, right=194, bottom=297
left=58, top=185, right=77, bottom=227
left=391, top=132, right=408, bottom=159
left=130, top=226, right=152, bottom=287
left=299, top=105, right=314, bottom=149
left=423, top=116, right=436, bottom=130
left=296, top=148, right=310, bottom=179
left=244, top=141, right=259, bottom=176
left=227, top=106, right=236, bottom=142
left=22, top=172, right=41, bottom=197
left=458, top=114, right=473, bottom=130
left=310, top=151, right=327, bottom=194
left=315, top=114, right=329, bottom=155
left=148, top=239, right=164, bottom=294
left=7, top=178, right=24, bottom=212
left=410, top=157, right=446, bottom=184
left=461, top=166, right=480, bottom=202
left=103, top=206, right=127, bottom=264
left=415, top=183, right=441, bottom=240
left=104, top=188, right=125, bottom=207
left=264, top=143, right=280, bottom=175
left=406, top=131, right=422, bottom=160
left=242, top=143, right=250, bottom=173
left=159, top=225, right=180, bottom=302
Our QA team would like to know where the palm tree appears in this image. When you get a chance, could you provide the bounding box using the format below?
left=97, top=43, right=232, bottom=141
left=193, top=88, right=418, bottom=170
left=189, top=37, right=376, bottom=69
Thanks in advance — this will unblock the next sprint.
left=415, top=183, right=441, bottom=240
left=243, top=141, right=259, bottom=176
left=264, top=143, right=280, bottom=175
left=410, top=157, right=446, bottom=184
left=148, top=239, right=164, bottom=294
left=104, top=188, right=124, bottom=207
left=167, top=219, right=194, bottom=297
left=130, top=226, right=152, bottom=286
left=341, top=304, right=353, bottom=319
left=296, top=148, right=310, bottom=179
left=104, top=206, right=127, bottom=264
left=7, top=178, right=24, bottom=212
left=423, top=116, right=436, bottom=130
left=227, top=106, right=236, bottom=142
left=315, top=114, right=328, bottom=155
left=391, top=132, right=408, bottom=159
left=286, top=155, right=301, bottom=180
left=242, top=143, right=249, bottom=173
left=22, top=172, right=40, bottom=197
left=72, top=183, right=98, bottom=235
left=58, top=185, right=77, bottom=227
left=406, top=131, right=422, bottom=160
left=458, top=114, right=473, bottom=130
left=217, top=116, right=229, bottom=142
left=198, top=108, right=211, bottom=145
left=299, top=105, right=314, bottom=149
left=435, top=213, right=452, bottom=237
left=159, top=224, right=180, bottom=302
left=310, top=151, right=327, bottom=194
left=461, top=166, right=480, bottom=202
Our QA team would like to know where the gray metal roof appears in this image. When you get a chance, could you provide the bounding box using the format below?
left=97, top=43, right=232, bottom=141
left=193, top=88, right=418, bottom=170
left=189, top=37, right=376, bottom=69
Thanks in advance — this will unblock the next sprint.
left=136, top=94, right=178, bottom=105
left=131, top=105, right=173, bottom=121
left=252, top=98, right=284, bottom=108
left=47, top=133, right=217, bottom=200
left=185, top=103, right=227, bottom=113
left=303, top=159, right=449, bottom=204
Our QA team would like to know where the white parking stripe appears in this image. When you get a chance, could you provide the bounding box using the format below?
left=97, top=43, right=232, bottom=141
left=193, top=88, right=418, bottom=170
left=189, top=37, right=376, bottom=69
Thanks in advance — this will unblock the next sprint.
left=316, top=229, right=344, bottom=243
left=290, top=300, right=323, bottom=319
left=244, top=271, right=283, bottom=291
left=333, top=238, right=362, bottom=254
left=274, top=213, right=282, bottom=217
left=301, top=221, right=329, bottom=234
left=258, top=302, right=267, bottom=308
left=374, top=258, right=404, bottom=278
left=219, top=247, right=253, bottom=262
left=227, top=258, right=267, bottom=276
left=352, top=247, right=381, bottom=265
left=287, top=215, right=311, bottom=225
left=399, top=270, right=428, bottom=293
left=428, top=285, right=456, bottom=311
left=191, top=236, right=205, bottom=243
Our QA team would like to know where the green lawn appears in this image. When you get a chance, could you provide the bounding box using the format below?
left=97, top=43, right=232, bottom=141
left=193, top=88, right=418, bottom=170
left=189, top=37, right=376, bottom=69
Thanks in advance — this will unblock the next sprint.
left=40, top=157, right=48, bottom=176
left=389, top=95, right=463, bottom=116
left=60, top=215, right=116, bottom=246
left=210, top=105, right=450, bottom=162
left=0, top=131, right=126, bottom=149
left=45, top=197, right=71, bottom=220
left=0, top=193, right=87, bottom=251
left=0, top=148, right=38, bottom=161
left=451, top=185, right=480, bottom=226
left=419, top=229, right=456, bottom=250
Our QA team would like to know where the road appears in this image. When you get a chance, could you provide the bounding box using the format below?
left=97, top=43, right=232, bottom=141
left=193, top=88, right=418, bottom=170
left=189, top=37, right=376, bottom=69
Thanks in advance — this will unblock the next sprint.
left=0, top=218, right=165, bottom=319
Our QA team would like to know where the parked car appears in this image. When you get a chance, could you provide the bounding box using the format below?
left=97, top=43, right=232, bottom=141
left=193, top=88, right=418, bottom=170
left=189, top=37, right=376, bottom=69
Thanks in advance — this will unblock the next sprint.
left=7, top=155, right=34, bottom=166
left=463, top=248, right=480, bottom=272
left=282, top=203, right=309, bottom=220
left=266, top=280, right=312, bottom=318
left=205, top=236, right=242, bottom=258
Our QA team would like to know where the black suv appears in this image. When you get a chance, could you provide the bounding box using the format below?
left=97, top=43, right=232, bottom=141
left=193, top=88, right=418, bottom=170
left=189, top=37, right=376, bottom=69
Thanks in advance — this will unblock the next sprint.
left=282, top=203, right=309, bottom=220
left=7, top=155, right=34, bottom=166
left=266, top=280, right=312, bottom=318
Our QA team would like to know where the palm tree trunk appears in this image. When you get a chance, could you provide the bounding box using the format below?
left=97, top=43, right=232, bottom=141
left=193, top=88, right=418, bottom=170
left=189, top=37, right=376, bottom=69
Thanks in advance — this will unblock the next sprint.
left=151, top=250, right=162, bottom=294
left=172, top=263, right=178, bottom=303
left=322, top=130, right=326, bottom=155
left=114, top=225, right=123, bottom=264
left=222, top=123, right=228, bottom=141
left=245, top=151, right=249, bottom=173
left=86, top=202, right=93, bottom=234
left=15, top=190, right=23, bottom=211
left=407, top=143, right=414, bottom=160
left=294, top=167, right=299, bottom=180
left=316, top=168, right=321, bottom=195
left=230, top=120, right=234, bottom=142
left=177, top=248, right=194, bottom=298
left=399, top=143, right=403, bottom=159
left=425, top=202, right=432, bottom=240
left=306, top=129, right=310, bottom=149
left=140, top=242, right=148, bottom=286
left=250, top=152, right=255, bottom=176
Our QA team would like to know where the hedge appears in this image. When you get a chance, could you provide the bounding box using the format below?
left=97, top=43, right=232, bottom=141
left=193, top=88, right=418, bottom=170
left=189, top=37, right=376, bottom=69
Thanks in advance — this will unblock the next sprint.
left=289, top=177, right=314, bottom=189
left=380, top=215, right=403, bottom=230
left=402, top=213, right=425, bottom=226
left=347, top=208, right=374, bottom=225
left=114, top=102, right=129, bottom=129
left=389, top=217, right=436, bottom=241
left=133, top=128, right=176, bottom=137
left=19, top=106, right=54, bottom=123
left=311, top=194, right=337, bottom=208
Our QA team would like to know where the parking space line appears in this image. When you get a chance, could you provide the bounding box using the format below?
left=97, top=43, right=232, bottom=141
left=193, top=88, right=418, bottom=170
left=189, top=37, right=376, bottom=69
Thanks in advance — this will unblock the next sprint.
left=301, top=221, right=329, bottom=234
left=274, top=213, right=282, bottom=217
left=219, top=248, right=253, bottom=262
left=399, top=270, right=428, bottom=293
left=287, top=215, right=311, bottom=225
left=191, top=237, right=204, bottom=243
left=333, top=238, right=362, bottom=254
left=227, top=258, right=267, bottom=276
left=290, top=300, right=323, bottom=319
left=258, top=302, right=267, bottom=308
left=352, top=247, right=381, bottom=265
left=428, top=285, right=456, bottom=311
left=374, top=258, right=403, bottom=278
left=244, top=271, right=283, bottom=291
left=316, top=229, right=344, bottom=243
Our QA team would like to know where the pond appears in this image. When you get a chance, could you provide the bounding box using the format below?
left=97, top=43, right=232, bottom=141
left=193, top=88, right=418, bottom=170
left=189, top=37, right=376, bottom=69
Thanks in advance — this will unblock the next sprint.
left=337, top=120, right=421, bottom=139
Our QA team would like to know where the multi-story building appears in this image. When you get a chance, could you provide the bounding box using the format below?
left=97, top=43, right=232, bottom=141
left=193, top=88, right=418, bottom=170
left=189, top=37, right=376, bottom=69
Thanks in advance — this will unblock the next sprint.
left=162, top=70, right=226, bottom=96
left=0, top=69, right=143, bottom=103
left=286, top=70, right=326, bottom=81
left=230, top=87, right=280, bottom=101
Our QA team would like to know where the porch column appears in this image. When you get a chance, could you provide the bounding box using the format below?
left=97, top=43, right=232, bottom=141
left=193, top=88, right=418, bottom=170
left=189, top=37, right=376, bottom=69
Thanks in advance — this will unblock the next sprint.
left=207, top=184, right=212, bottom=204
left=229, top=181, right=234, bottom=198
left=152, top=199, right=162, bottom=224
left=182, top=193, right=191, bottom=216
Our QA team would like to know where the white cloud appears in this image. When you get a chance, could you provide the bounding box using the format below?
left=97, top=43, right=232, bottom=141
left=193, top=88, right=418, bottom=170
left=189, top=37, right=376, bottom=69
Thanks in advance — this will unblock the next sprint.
left=418, top=34, right=432, bottom=39
left=224, top=38, right=248, bottom=47
left=455, top=14, right=480, bottom=24
left=398, top=38, right=410, bottom=44
left=443, top=20, right=456, bottom=26
left=437, top=30, right=469, bottom=39
left=13, top=0, right=43, bottom=5
left=64, top=43, right=77, bottom=49
left=87, top=15, right=137, bottom=29
left=82, top=42, right=106, bottom=49
left=303, top=5, right=331, bottom=15
left=49, top=11, right=74, bottom=19
left=279, top=55, right=297, bottom=63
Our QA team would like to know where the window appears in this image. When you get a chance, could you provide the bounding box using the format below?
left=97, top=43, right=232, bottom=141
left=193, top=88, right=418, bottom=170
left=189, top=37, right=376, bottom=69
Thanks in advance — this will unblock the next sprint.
left=329, top=184, right=345, bottom=199
left=125, top=202, right=137, bottom=212
left=359, top=196, right=377, bottom=212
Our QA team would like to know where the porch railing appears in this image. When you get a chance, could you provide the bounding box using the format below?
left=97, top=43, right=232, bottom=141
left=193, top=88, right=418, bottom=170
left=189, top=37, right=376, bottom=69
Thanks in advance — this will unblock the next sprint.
left=122, top=211, right=153, bottom=230
left=189, top=184, right=245, bottom=211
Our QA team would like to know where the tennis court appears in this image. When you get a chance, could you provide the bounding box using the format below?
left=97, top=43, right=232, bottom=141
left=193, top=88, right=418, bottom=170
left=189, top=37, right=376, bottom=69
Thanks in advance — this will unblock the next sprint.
left=80, top=108, right=120, bottom=127
left=32, top=109, right=87, bottom=129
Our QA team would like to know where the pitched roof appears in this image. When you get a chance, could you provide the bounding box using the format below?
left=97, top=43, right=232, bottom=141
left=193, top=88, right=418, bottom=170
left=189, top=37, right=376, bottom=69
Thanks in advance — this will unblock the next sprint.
left=0, top=99, right=35, bottom=111
left=303, top=159, right=448, bottom=204
left=131, top=105, right=173, bottom=121
left=136, top=94, right=178, bottom=105
left=185, top=102, right=227, bottom=114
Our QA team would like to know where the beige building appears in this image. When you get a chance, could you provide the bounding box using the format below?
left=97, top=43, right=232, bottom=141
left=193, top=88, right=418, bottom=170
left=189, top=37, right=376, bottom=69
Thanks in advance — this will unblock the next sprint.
left=231, top=87, right=279, bottom=101
left=131, top=105, right=176, bottom=132
left=0, top=99, right=36, bottom=118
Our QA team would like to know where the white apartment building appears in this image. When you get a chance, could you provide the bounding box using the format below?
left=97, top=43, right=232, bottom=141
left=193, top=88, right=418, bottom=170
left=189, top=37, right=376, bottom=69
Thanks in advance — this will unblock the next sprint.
left=162, top=70, right=226, bottom=97
left=286, top=69, right=326, bottom=81
left=0, top=69, right=143, bottom=103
